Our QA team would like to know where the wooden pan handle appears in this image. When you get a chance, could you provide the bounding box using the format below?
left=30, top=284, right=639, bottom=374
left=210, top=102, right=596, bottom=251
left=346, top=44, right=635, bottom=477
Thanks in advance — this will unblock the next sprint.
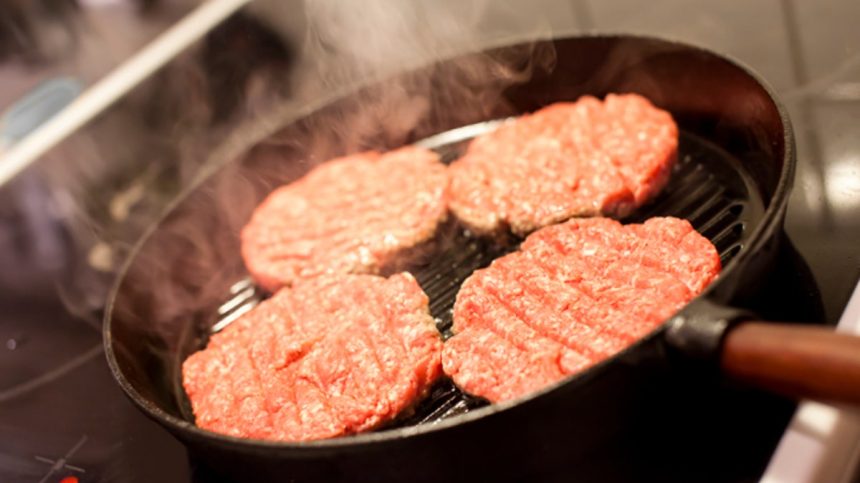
left=721, top=322, right=860, bottom=405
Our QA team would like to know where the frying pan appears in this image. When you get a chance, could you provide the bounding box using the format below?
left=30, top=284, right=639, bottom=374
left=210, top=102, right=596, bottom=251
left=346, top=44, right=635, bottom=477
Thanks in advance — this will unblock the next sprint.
left=103, top=34, right=860, bottom=482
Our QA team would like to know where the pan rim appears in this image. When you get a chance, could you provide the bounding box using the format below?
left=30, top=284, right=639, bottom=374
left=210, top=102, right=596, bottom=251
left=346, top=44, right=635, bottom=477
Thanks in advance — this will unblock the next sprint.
left=103, top=31, right=795, bottom=452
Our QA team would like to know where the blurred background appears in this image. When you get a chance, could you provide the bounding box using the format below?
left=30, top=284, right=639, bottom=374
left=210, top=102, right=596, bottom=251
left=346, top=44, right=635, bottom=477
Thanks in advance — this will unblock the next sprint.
left=0, top=1, right=858, bottom=482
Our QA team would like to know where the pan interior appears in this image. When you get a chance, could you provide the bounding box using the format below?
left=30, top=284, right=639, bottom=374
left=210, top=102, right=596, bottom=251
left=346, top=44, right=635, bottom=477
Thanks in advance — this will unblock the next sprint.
left=171, top=118, right=764, bottom=430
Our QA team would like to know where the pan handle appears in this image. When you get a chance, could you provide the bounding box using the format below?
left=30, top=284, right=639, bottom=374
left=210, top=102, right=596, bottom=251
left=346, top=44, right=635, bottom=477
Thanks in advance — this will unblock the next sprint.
left=666, top=299, right=860, bottom=405
left=721, top=322, right=860, bottom=405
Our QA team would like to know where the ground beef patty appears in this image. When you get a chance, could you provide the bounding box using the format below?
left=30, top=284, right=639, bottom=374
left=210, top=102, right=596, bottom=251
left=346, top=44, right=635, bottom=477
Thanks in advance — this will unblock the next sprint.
left=241, top=146, right=448, bottom=292
left=449, top=94, right=678, bottom=235
left=182, top=273, right=443, bottom=441
left=442, top=217, right=720, bottom=403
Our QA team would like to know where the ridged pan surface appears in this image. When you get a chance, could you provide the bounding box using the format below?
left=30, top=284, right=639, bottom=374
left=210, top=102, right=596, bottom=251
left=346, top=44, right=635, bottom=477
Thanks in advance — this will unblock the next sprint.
left=174, top=118, right=765, bottom=431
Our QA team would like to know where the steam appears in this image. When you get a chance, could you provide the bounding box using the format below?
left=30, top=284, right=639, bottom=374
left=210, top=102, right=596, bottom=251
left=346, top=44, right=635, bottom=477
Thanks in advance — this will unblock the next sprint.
left=238, top=0, right=558, bottom=167
left=35, top=0, right=559, bottom=337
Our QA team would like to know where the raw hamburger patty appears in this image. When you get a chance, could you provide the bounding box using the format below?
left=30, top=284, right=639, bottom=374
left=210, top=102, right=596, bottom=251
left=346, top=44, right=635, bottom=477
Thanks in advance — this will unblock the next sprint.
left=182, top=273, right=443, bottom=441
left=442, top=217, right=720, bottom=403
left=449, top=94, right=678, bottom=235
left=241, top=146, right=449, bottom=292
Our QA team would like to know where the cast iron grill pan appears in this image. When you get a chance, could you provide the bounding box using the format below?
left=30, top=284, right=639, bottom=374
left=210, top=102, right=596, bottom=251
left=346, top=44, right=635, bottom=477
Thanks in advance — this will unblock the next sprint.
left=174, top=118, right=765, bottom=434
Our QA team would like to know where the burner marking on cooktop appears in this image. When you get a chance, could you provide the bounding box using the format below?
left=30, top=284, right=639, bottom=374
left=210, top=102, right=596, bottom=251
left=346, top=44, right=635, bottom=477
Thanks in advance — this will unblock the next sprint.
left=34, top=434, right=87, bottom=483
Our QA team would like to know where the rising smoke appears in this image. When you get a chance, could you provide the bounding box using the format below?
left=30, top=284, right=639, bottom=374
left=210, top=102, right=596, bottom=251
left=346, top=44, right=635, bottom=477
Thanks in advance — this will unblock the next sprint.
left=37, top=0, right=559, bottom=330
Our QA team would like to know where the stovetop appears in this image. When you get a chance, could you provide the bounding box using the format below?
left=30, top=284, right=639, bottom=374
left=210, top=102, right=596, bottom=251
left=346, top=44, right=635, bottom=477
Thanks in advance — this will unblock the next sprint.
left=2, top=1, right=860, bottom=482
